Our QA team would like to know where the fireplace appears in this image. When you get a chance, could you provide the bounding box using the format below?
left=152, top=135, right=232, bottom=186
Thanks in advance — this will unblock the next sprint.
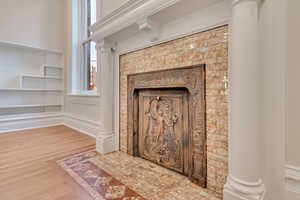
left=127, top=65, right=207, bottom=187
left=120, top=25, right=228, bottom=197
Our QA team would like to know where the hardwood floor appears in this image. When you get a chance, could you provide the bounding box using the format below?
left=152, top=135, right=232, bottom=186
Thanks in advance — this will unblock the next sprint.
left=0, top=125, right=95, bottom=200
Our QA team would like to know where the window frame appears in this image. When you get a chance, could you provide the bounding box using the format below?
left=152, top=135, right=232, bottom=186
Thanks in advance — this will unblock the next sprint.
left=70, top=0, right=97, bottom=96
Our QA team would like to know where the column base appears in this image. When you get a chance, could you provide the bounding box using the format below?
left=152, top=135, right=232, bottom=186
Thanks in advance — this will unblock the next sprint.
left=96, top=131, right=117, bottom=154
left=223, top=175, right=266, bottom=200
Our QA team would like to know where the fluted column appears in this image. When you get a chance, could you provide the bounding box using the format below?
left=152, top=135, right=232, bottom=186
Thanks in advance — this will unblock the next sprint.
left=95, top=40, right=116, bottom=154
left=224, top=0, right=265, bottom=200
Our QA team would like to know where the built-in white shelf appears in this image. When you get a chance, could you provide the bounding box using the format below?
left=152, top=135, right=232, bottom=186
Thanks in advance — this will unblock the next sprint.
left=0, top=104, right=62, bottom=109
left=0, top=40, right=63, bottom=54
left=43, top=65, right=63, bottom=70
left=0, top=88, right=63, bottom=92
left=0, top=41, right=64, bottom=116
left=21, top=75, right=63, bottom=80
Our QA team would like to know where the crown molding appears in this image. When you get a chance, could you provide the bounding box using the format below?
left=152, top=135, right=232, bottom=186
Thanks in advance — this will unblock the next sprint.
left=91, top=0, right=148, bottom=32
left=90, top=0, right=180, bottom=42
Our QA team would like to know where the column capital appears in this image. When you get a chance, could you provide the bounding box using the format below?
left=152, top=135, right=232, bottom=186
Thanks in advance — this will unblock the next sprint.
left=232, top=0, right=261, bottom=7
left=95, top=40, right=115, bottom=53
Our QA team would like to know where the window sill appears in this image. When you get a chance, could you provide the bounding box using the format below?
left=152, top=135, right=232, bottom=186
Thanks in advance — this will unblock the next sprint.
left=67, top=93, right=100, bottom=97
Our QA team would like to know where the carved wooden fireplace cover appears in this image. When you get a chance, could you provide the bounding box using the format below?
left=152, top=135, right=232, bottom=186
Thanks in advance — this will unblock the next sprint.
left=127, top=65, right=206, bottom=187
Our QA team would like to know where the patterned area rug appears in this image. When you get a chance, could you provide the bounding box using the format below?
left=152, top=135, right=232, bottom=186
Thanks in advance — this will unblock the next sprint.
left=58, top=150, right=220, bottom=200
left=58, top=151, right=146, bottom=200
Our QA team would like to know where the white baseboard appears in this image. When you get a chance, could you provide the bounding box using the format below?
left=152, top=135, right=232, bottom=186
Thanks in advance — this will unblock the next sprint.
left=0, top=112, right=99, bottom=139
left=285, top=165, right=300, bottom=199
left=63, top=113, right=99, bottom=138
left=0, top=112, right=64, bottom=134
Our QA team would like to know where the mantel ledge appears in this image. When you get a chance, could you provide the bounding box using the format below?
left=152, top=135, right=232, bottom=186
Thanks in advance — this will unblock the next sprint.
left=90, top=0, right=180, bottom=42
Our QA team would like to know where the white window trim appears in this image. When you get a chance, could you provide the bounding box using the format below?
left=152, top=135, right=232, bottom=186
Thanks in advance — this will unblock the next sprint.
left=69, top=0, right=98, bottom=96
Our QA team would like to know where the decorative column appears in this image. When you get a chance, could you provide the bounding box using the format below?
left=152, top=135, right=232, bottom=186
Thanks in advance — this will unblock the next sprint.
left=224, top=0, right=265, bottom=200
left=95, top=40, right=116, bottom=154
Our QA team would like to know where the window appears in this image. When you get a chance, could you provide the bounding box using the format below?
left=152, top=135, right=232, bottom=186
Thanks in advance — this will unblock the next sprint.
left=81, top=0, right=97, bottom=92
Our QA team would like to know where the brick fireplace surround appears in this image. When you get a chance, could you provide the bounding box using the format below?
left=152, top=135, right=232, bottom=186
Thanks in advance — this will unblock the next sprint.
left=119, top=25, right=228, bottom=197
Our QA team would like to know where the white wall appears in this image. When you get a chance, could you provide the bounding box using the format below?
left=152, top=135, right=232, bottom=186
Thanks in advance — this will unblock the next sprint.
left=286, top=0, right=300, bottom=167
left=65, top=95, right=100, bottom=122
left=101, top=0, right=129, bottom=17
left=64, top=0, right=100, bottom=134
left=0, top=0, right=66, bottom=51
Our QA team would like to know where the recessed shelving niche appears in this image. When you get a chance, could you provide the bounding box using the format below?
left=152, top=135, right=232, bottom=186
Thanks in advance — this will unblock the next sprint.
left=0, top=41, right=64, bottom=116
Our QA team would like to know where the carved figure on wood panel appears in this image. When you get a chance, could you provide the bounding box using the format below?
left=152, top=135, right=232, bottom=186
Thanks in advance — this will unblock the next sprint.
left=145, top=97, right=179, bottom=166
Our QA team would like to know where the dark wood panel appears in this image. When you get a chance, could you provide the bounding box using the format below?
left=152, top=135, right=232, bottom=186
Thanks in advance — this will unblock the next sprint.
left=127, top=65, right=207, bottom=187
left=138, top=89, right=188, bottom=174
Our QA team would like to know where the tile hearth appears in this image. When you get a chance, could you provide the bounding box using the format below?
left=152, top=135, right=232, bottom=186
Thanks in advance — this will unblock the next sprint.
left=59, top=150, right=220, bottom=200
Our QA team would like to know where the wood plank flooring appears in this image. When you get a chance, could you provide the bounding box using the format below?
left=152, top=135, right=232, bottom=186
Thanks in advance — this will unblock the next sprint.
left=0, top=125, right=95, bottom=200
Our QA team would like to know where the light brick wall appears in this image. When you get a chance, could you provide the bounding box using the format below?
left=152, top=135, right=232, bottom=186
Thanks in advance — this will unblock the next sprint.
left=119, top=25, right=228, bottom=197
